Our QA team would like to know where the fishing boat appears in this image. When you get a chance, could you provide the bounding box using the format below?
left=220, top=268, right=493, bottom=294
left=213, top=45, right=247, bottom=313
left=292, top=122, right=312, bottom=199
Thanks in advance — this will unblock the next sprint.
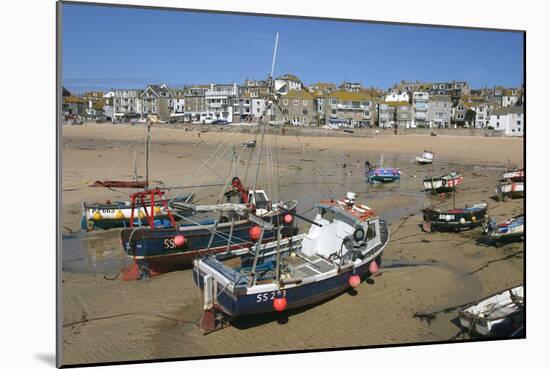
left=422, top=201, right=488, bottom=232
left=423, top=171, right=463, bottom=193
left=120, top=177, right=297, bottom=278
left=415, top=150, right=434, bottom=165
left=458, top=286, right=524, bottom=337
left=81, top=194, right=194, bottom=231
left=502, top=168, right=524, bottom=183
left=496, top=180, right=524, bottom=201
left=482, top=214, right=524, bottom=245
left=366, top=168, right=401, bottom=183
left=193, top=192, right=389, bottom=327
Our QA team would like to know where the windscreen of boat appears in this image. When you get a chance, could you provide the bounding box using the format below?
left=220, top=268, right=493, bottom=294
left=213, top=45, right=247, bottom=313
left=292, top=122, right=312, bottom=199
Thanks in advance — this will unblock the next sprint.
left=253, top=191, right=268, bottom=210
left=320, top=207, right=357, bottom=227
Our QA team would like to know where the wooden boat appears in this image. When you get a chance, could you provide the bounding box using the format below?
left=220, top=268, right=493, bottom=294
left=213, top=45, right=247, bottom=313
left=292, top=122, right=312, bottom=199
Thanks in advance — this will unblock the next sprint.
left=193, top=192, right=389, bottom=325
left=119, top=177, right=297, bottom=278
left=496, top=180, right=524, bottom=201
left=482, top=214, right=524, bottom=245
left=415, top=150, right=434, bottom=165
left=422, top=202, right=488, bottom=232
left=423, top=171, right=463, bottom=193
left=366, top=168, right=401, bottom=183
left=502, top=168, right=524, bottom=183
left=458, top=286, right=524, bottom=337
left=81, top=193, right=194, bottom=231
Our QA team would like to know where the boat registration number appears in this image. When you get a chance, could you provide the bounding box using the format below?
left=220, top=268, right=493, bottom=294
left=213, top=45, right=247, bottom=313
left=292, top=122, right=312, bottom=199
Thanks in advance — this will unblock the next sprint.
left=256, top=290, right=287, bottom=303
left=439, top=214, right=455, bottom=221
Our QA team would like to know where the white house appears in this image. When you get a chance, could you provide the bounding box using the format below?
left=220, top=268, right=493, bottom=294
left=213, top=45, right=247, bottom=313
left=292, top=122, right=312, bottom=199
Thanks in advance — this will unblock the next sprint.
left=274, top=74, right=302, bottom=95
left=205, top=83, right=237, bottom=122
left=488, top=106, right=524, bottom=136
left=385, top=90, right=410, bottom=102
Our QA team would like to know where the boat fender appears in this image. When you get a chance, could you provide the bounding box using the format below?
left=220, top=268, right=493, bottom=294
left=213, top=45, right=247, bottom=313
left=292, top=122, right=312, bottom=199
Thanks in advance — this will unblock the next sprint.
left=273, top=291, right=287, bottom=312
left=511, top=183, right=517, bottom=192
left=459, top=218, right=466, bottom=224
left=349, top=274, right=361, bottom=288
left=249, top=226, right=262, bottom=241
left=369, top=260, right=379, bottom=274
left=353, top=227, right=365, bottom=242
left=283, top=213, right=293, bottom=224
left=174, top=235, right=186, bottom=248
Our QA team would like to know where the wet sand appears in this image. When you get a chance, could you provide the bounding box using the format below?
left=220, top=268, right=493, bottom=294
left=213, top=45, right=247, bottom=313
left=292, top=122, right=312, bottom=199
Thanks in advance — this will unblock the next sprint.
left=61, top=124, right=524, bottom=366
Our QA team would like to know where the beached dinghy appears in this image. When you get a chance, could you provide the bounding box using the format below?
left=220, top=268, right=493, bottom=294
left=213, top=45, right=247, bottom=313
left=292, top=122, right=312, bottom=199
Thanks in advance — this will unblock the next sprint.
left=422, top=202, right=488, bottom=232
left=366, top=168, right=401, bottom=183
left=496, top=180, right=524, bottom=201
left=423, top=171, right=463, bottom=193
left=120, top=177, right=297, bottom=277
left=415, top=150, right=434, bottom=165
left=193, top=192, right=389, bottom=325
left=458, top=285, right=524, bottom=337
left=482, top=214, right=524, bottom=245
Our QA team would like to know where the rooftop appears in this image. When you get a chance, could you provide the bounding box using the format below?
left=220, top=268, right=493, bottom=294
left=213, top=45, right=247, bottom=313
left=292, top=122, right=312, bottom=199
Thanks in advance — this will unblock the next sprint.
left=492, top=106, right=524, bottom=115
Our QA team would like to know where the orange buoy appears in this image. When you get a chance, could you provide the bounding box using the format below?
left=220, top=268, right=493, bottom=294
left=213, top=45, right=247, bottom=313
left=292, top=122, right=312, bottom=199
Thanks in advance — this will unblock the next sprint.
left=283, top=214, right=293, bottom=224
left=174, top=235, right=185, bottom=247
left=369, top=260, right=379, bottom=274
left=273, top=295, right=287, bottom=312
left=349, top=274, right=361, bottom=288
left=249, top=226, right=261, bottom=241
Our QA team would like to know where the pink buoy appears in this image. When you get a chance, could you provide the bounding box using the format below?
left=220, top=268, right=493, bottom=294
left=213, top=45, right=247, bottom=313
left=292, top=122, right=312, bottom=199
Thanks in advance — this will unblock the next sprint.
left=273, top=296, right=287, bottom=312
left=348, top=274, right=361, bottom=288
left=174, top=235, right=185, bottom=248
left=283, top=214, right=293, bottom=224
left=369, top=260, right=379, bottom=274
left=249, top=226, right=261, bottom=241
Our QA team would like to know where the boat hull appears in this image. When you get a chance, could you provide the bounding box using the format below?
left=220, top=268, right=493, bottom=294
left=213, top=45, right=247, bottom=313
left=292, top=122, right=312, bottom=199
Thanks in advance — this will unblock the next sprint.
left=120, top=205, right=296, bottom=272
left=423, top=174, right=463, bottom=193
left=423, top=203, right=488, bottom=232
left=496, top=182, right=524, bottom=201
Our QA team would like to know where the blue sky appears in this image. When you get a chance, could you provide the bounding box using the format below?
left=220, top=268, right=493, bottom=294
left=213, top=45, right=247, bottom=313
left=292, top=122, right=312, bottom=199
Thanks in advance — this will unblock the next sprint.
left=62, top=3, right=524, bottom=93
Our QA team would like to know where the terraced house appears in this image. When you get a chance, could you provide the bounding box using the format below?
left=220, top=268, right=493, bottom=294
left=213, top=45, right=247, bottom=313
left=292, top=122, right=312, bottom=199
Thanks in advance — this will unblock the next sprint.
left=139, top=84, right=174, bottom=120
left=427, top=95, right=452, bottom=128
left=325, top=90, right=374, bottom=127
left=113, top=88, right=142, bottom=121
left=277, top=90, right=314, bottom=125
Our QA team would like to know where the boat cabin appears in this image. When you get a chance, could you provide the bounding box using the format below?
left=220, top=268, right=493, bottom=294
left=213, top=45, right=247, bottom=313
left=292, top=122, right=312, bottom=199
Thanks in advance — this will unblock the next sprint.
left=301, top=193, right=381, bottom=261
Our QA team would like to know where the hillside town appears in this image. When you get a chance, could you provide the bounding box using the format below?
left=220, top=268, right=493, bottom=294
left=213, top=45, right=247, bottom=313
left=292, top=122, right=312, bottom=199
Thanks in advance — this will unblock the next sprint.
left=62, top=75, right=525, bottom=136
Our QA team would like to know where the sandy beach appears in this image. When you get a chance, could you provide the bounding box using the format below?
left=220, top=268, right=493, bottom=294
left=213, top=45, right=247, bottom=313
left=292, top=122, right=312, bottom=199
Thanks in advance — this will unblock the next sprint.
left=60, top=123, right=524, bottom=366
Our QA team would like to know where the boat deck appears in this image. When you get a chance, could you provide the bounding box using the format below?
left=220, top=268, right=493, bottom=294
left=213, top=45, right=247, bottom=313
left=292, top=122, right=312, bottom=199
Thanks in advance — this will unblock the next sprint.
left=283, top=252, right=337, bottom=279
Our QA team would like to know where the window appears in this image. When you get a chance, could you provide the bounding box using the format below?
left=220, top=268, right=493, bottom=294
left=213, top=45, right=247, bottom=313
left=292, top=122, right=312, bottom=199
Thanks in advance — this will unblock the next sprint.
left=331, top=109, right=337, bottom=115
left=283, top=99, right=288, bottom=105
left=366, top=222, right=376, bottom=240
left=303, top=117, right=307, bottom=124
left=331, top=98, right=337, bottom=105
left=302, top=109, right=308, bottom=115
left=256, top=108, right=260, bottom=113
left=283, top=109, right=289, bottom=114
left=517, top=120, right=521, bottom=125
left=293, top=100, right=299, bottom=105
left=303, top=100, right=308, bottom=106
left=496, top=122, right=500, bottom=128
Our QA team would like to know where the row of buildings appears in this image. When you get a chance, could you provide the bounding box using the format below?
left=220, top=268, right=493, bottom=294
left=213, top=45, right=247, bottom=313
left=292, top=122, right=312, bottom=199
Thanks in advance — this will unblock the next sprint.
left=62, top=75, right=524, bottom=136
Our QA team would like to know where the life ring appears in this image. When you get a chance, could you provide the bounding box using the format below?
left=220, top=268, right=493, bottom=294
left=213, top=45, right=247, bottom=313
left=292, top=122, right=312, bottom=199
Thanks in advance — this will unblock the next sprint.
left=442, top=179, right=447, bottom=186
left=353, top=227, right=365, bottom=242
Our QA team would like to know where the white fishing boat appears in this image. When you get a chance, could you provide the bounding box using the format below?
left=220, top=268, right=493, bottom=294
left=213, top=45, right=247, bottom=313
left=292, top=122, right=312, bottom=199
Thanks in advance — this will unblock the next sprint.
left=502, top=168, right=524, bottom=182
left=496, top=180, right=524, bottom=201
left=423, top=171, right=463, bottom=193
left=458, top=286, right=524, bottom=337
left=415, top=150, right=434, bottom=164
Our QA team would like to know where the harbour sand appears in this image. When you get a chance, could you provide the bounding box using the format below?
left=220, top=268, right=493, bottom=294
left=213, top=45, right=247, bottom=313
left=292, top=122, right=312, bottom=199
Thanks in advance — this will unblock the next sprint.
left=61, top=124, right=524, bottom=365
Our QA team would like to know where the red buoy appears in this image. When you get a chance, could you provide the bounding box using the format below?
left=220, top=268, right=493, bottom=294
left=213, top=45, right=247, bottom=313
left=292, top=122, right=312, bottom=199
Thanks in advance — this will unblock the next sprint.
left=273, top=296, right=287, bottom=312
left=369, top=260, right=379, bottom=274
left=174, top=235, right=185, bottom=247
left=249, top=226, right=261, bottom=241
left=283, top=214, right=293, bottom=224
left=349, top=274, right=361, bottom=288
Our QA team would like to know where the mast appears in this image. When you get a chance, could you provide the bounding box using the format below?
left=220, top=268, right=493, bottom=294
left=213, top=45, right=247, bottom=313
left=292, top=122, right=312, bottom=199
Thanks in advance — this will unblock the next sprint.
left=145, top=118, right=151, bottom=187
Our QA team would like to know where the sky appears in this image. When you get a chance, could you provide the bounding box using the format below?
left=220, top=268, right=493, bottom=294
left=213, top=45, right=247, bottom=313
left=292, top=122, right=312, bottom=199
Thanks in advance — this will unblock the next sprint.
left=62, top=3, right=524, bottom=93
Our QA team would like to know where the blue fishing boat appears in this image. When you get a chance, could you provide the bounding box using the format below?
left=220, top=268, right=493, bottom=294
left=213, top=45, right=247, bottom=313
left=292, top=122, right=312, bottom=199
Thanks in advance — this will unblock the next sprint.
left=482, top=214, right=524, bottom=245
left=119, top=177, right=297, bottom=278
left=366, top=168, right=401, bottom=183
left=193, top=192, right=390, bottom=329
